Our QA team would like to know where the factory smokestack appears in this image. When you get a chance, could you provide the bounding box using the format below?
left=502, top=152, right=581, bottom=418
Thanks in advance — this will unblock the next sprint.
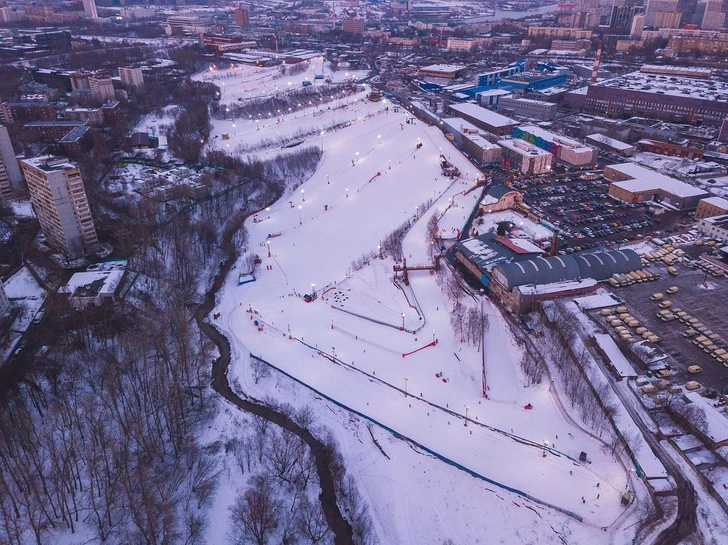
left=591, top=43, right=602, bottom=84
left=549, top=230, right=559, bottom=257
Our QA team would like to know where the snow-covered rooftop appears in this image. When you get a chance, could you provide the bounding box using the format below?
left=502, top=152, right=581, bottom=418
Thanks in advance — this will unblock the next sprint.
left=449, top=103, right=518, bottom=128
left=607, top=163, right=709, bottom=198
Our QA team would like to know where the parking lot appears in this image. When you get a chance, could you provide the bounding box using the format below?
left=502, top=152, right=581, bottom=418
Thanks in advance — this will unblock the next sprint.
left=606, top=258, right=728, bottom=392
left=512, top=172, right=660, bottom=252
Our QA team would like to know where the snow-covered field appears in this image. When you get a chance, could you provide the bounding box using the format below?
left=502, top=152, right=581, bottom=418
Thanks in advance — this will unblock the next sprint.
left=199, top=62, right=647, bottom=543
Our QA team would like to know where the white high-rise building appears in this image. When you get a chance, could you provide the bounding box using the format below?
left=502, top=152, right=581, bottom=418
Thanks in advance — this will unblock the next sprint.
left=20, top=156, right=100, bottom=259
left=0, top=281, right=10, bottom=317
left=83, top=0, right=98, bottom=19
left=0, top=125, right=21, bottom=202
left=118, top=67, right=144, bottom=90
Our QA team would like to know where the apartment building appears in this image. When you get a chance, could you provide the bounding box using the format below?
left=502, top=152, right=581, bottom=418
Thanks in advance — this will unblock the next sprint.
left=118, top=67, right=144, bottom=90
left=20, top=156, right=100, bottom=259
left=0, top=125, right=22, bottom=202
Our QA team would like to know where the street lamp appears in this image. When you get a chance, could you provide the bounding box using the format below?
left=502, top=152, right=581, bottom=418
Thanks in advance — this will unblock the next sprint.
left=266, top=207, right=270, bottom=218
left=432, top=329, right=436, bottom=342
left=301, top=189, right=305, bottom=202
left=377, top=244, right=382, bottom=258
left=356, top=151, right=360, bottom=163
left=232, top=123, right=236, bottom=135
left=464, top=405, right=470, bottom=425
left=345, top=188, right=349, bottom=198
left=388, top=159, right=391, bottom=170
left=299, top=205, right=302, bottom=225
left=331, top=316, right=334, bottom=330
left=404, top=377, right=408, bottom=397
left=377, top=134, right=382, bottom=145
left=311, top=283, right=316, bottom=296
left=267, top=240, right=271, bottom=257
left=326, top=173, right=330, bottom=185
left=401, top=312, right=406, bottom=330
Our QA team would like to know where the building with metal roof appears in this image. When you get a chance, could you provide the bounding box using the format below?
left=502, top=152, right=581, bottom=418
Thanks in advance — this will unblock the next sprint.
left=454, top=231, right=545, bottom=287
left=491, top=248, right=641, bottom=291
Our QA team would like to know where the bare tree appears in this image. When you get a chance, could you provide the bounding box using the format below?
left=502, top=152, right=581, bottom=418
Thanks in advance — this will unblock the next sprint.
left=230, top=475, right=281, bottom=545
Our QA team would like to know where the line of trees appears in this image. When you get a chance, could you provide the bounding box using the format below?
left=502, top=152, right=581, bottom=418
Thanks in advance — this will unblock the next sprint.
left=213, top=84, right=358, bottom=121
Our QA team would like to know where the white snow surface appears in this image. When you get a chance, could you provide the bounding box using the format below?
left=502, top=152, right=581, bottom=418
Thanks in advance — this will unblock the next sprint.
left=203, top=63, right=644, bottom=544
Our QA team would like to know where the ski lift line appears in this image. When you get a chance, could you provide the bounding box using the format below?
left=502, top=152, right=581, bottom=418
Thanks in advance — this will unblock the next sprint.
left=247, top=352, right=585, bottom=522
left=329, top=324, right=401, bottom=355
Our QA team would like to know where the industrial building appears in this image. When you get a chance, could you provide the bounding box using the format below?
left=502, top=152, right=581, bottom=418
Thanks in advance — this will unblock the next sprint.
left=498, top=71, right=568, bottom=93
left=447, top=103, right=519, bottom=136
left=476, top=62, right=526, bottom=87
left=441, top=118, right=502, bottom=164
left=498, top=138, right=553, bottom=175
left=604, top=163, right=709, bottom=210
left=490, top=249, right=642, bottom=312
left=512, top=125, right=598, bottom=167
left=454, top=232, right=545, bottom=288
left=696, top=196, right=728, bottom=219
left=563, top=71, right=728, bottom=126
left=456, top=232, right=641, bottom=312
left=477, top=89, right=512, bottom=108
left=497, top=96, right=558, bottom=120
left=20, top=156, right=101, bottom=259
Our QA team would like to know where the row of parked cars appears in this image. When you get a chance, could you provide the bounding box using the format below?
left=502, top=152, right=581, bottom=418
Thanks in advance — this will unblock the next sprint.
left=649, top=291, right=728, bottom=368
left=600, top=305, right=660, bottom=344
left=608, top=268, right=661, bottom=288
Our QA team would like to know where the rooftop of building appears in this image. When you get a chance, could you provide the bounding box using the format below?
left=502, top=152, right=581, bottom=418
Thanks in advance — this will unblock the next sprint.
left=501, top=70, right=563, bottom=83
left=21, top=154, right=77, bottom=172
left=518, top=124, right=594, bottom=152
left=495, top=248, right=641, bottom=290
left=59, top=124, right=90, bottom=143
left=607, top=163, right=709, bottom=198
left=419, top=63, right=467, bottom=72
left=702, top=213, right=728, bottom=227
left=500, top=96, right=554, bottom=106
left=25, top=121, right=85, bottom=127
left=700, top=196, right=728, bottom=209
left=585, top=133, right=634, bottom=151
left=449, top=102, right=518, bottom=128
left=497, top=137, right=553, bottom=156
left=457, top=231, right=544, bottom=273
left=591, top=71, right=728, bottom=101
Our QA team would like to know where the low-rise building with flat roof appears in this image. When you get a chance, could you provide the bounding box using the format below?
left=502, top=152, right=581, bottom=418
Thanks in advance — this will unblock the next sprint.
left=696, top=196, right=728, bottom=219
left=447, top=102, right=519, bottom=136
left=417, top=64, right=467, bottom=79
left=513, top=125, right=597, bottom=167
left=585, top=133, right=634, bottom=157
left=498, top=138, right=553, bottom=175
left=441, top=118, right=502, bottom=164
left=497, top=96, right=558, bottom=120
left=604, top=163, right=709, bottom=210
left=697, top=214, right=728, bottom=243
